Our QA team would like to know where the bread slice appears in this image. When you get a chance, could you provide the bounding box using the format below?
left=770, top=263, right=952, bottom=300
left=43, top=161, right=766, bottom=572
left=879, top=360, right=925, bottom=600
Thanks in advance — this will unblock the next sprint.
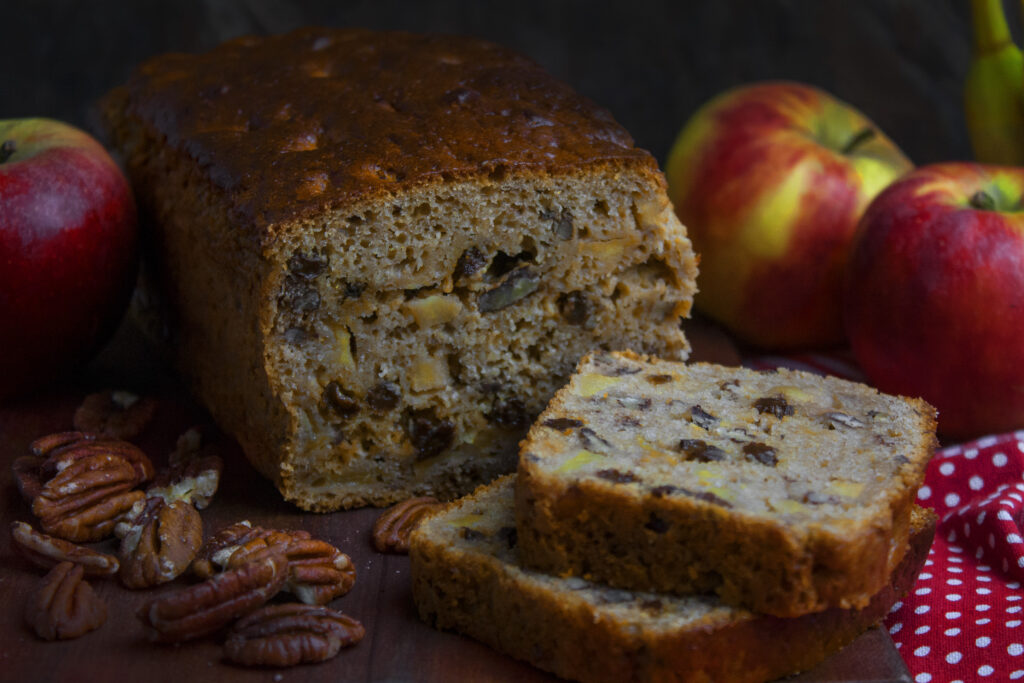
left=411, top=476, right=935, bottom=683
left=100, top=28, right=698, bottom=511
left=515, top=350, right=936, bottom=617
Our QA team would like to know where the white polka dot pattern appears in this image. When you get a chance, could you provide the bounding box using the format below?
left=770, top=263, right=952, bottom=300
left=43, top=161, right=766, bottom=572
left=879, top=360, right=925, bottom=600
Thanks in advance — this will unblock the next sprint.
left=745, top=354, right=1024, bottom=680
left=887, top=432, right=1024, bottom=682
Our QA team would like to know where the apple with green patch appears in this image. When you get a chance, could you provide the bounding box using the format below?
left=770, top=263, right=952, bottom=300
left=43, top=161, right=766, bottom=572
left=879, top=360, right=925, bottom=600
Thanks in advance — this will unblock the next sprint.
left=666, top=81, right=913, bottom=349
left=0, top=118, right=138, bottom=401
left=844, top=163, right=1024, bottom=439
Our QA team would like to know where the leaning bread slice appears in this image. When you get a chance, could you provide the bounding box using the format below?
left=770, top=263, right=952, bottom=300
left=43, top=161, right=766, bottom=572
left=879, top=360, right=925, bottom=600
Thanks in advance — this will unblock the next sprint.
left=515, top=351, right=936, bottom=617
left=411, top=476, right=935, bottom=683
left=101, top=28, right=697, bottom=512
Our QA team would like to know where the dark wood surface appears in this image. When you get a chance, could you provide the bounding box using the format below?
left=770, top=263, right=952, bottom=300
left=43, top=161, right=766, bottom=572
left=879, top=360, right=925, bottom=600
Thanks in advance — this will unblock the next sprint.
left=0, top=318, right=912, bottom=682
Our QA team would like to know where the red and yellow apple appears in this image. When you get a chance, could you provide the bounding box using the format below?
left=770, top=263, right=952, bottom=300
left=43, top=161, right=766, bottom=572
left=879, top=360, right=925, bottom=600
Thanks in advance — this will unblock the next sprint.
left=844, top=163, right=1024, bottom=439
left=666, top=81, right=913, bottom=349
left=0, top=118, right=138, bottom=401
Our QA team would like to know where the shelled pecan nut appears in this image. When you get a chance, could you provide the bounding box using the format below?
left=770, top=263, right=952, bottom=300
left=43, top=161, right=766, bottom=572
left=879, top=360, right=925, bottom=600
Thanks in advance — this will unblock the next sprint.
left=137, top=547, right=288, bottom=643
left=191, top=521, right=298, bottom=579
left=227, top=537, right=356, bottom=605
left=16, top=433, right=152, bottom=507
left=32, top=452, right=146, bottom=543
left=224, top=603, right=365, bottom=667
left=116, top=497, right=203, bottom=589
left=372, top=497, right=442, bottom=553
left=195, top=521, right=353, bottom=604
left=25, top=561, right=107, bottom=640
left=12, top=456, right=46, bottom=503
left=147, top=434, right=223, bottom=510
left=10, top=521, right=120, bottom=577
left=34, top=431, right=154, bottom=485
left=73, top=390, right=158, bottom=441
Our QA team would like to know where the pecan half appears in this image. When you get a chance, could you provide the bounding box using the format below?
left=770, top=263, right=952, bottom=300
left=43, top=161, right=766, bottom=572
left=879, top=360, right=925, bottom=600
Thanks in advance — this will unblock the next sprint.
left=73, top=390, right=158, bottom=440
left=10, top=521, right=119, bottom=577
left=224, top=532, right=355, bottom=605
left=25, top=562, right=107, bottom=640
left=148, top=429, right=223, bottom=510
left=194, top=521, right=353, bottom=604
left=32, top=452, right=146, bottom=543
left=274, top=539, right=353, bottom=605
left=12, top=455, right=46, bottom=503
left=192, top=521, right=304, bottom=579
left=116, top=498, right=203, bottom=589
left=372, top=497, right=442, bottom=553
left=138, top=548, right=288, bottom=643
left=224, top=603, right=365, bottom=667
left=35, top=432, right=154, bottom=485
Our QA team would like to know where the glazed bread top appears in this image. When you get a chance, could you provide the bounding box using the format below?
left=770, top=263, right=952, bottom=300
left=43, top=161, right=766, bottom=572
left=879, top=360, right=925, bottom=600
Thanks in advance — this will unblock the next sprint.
left=108, top=27, right=656, bottom=236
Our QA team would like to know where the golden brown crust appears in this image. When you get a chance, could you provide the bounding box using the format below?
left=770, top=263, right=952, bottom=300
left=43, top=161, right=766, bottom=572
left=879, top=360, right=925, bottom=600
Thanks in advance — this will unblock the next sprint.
left=411, top=477, right=936, bottom=683
left=109, top=27, right=656, bottom=241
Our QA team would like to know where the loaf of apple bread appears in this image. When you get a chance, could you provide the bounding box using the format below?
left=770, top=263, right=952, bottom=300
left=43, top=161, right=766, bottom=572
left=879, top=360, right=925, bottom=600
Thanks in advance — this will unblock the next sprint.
left=101, top=28, right=697, bottom=511
left=515, top=351, right=937, bottom=616
left=411, top=476, right=935, bottom=683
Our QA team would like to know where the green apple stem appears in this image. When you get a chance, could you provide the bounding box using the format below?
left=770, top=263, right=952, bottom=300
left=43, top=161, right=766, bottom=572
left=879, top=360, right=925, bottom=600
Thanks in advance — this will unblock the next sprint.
left=970, top=189, right=997, bottom=211
left=0, top=140, right=15, bottom=164
left=841, top=128, right=876, bottom=155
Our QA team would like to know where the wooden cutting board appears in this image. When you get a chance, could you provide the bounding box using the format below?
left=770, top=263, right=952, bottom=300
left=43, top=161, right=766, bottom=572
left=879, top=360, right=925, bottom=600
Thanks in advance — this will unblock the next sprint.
left=0, top=317, right=910, bottom=682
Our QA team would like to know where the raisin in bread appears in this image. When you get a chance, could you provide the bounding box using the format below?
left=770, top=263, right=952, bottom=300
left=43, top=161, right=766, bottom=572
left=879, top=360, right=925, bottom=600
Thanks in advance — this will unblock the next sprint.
left=515, top=351, right=936, bottom=617
left=411, top=476, right=935, bottom=683
left=101, top=28, right=698, bottom=511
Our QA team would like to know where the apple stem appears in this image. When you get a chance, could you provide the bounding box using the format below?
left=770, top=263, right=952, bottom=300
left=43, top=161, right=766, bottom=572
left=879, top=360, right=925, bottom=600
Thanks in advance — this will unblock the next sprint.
left=841, top=128, right=876, bottom=155
left=970, top=190, right=997, bottom=211
left=0, top=140, right=15, bottom=164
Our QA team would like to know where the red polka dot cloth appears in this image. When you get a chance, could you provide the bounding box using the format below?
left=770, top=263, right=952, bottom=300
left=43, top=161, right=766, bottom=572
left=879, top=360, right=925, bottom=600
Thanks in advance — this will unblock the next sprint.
left=886, top=433, right=1024, bottom=682
left=745, top=352, right=1024, bottom=682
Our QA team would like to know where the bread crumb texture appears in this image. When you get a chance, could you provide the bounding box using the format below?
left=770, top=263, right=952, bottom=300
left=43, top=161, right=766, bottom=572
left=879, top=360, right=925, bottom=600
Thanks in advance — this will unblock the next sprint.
left=515, top=351, right=937, bottom=616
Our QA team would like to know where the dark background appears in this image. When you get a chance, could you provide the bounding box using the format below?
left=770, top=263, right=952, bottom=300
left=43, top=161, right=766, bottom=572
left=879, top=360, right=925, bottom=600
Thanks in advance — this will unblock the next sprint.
left=1, top=0, right=1004, bottom=166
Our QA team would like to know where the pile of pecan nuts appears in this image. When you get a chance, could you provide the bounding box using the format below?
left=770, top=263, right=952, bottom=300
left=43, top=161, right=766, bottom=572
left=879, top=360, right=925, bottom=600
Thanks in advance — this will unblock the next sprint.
left=9, top=390, right=366, bottom=668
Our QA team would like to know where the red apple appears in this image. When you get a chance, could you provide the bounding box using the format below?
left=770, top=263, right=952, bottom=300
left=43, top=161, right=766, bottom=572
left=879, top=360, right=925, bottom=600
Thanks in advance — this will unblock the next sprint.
left=666, top=81, right=913, bottom=349
left=0, top=118, right=137, bottom=401
left=844, top=162, right=1024, bottom=439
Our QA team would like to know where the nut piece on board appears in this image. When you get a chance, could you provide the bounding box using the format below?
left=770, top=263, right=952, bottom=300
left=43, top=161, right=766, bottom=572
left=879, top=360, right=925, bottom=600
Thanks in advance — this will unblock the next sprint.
left=372, top=497, right=442, bottom=553
left=224, top=603, right=365, bottom=667
left=10, top=521, right=120, bottom=577
left=116, top=497, right=203, bottom=589
left=25, top=562, right=108, bottom=640
left=138, top=547, right=288, bottom=643
left=147, top=430, right=223, bottom=510
left=32, top=452, right=146, bottom=543
left=73, top=390, right=158, bottom=441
